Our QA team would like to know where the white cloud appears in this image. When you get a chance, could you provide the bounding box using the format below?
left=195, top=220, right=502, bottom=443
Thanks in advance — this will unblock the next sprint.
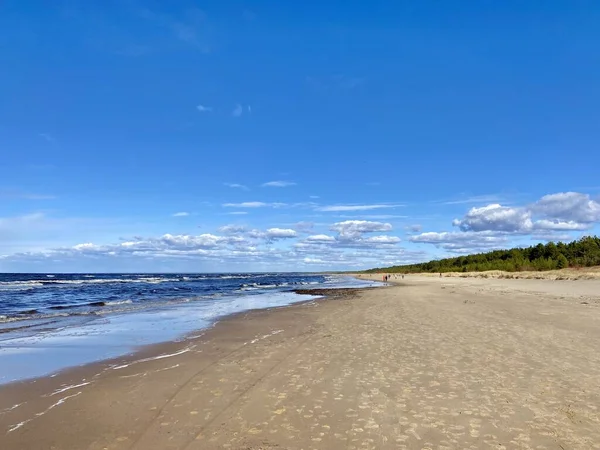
left=8, top=190, right=596, bottom=271
left=441, top=194, right=504, bottom=205
left=531, top=192, right=600, bottom=224
left=294, top=221, right=314, bottom=233
left=295, top=231, right=409, bottom=266
left=222, top=202, right=286, bottom=208
left=336, top=214, right=407, bottom=220
left=261, top=181, right=296, bottom=188
left=266, top=228, right=297, bottom=239
left=330, top=220, right=392, bottom=240
left=218, top=225, right=247, bottom=234
left=291, top=221, right=403, bottom=251
left=223, top=202, right=265, bottom=208
left=1, top=224, right=411, bottom=271
left=224, top=183, right=249, bottom=191
left=317, top=204, right=400, bottom=212
left=410, top=231, right=508, bottom=253
left=303, top=257, right=325, bottom=264
left=406, top=191, right=600, bottom=255
left=241, top=228, right=297, bottom=241
left=172, top=212, right=190, bottom=217
left=306, top=234, right=336, bottom=243
left=309, top=195, right=320, bottom=199
left=533, top=219, right=589, bottom=231
left=150, top=233, right=225, bottom=249
left=452, top=204, right=533, bottom=233
left=72, top=243, right=99, bottom=251
left=437, top=192, right=600, bottom=246
left=531, top=231, right=576, bottom=242
left=405, top=224, right=422, bottom=233
left=226, top=211, right=248, bottom=215
left=196, top=104, right=212, bottom=112
left=364, top=235, right=401, bottom=244
left=216, top=225, right=296, bottom=242
left=232, top=103, right=243, bottom=117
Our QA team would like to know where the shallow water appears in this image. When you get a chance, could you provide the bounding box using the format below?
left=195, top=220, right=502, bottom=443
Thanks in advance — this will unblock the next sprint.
left=0, top=274, right=379, bottom=384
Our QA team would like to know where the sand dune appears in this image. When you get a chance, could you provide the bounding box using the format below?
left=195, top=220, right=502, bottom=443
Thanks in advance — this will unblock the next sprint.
left=368, top=266, right=600, bottom=280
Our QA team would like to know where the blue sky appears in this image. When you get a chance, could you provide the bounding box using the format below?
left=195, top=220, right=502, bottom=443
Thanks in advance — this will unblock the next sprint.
left=1, top=0, right=599, bottom=272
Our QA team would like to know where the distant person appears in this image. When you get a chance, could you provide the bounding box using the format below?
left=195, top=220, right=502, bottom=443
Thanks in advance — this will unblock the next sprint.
left=440, top=272, right=442, bottom=278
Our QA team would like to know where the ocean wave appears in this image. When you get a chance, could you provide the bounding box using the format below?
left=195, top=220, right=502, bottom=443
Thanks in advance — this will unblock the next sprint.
left=0, top=274, right=287, bottom=290
left=240, top=282, right=281, bottom=289
left=0, top=306, right=139, bottom=325
left=0, top=313, right=67, bottom=324
left=0, top=300, right=141, bottom=324
left=238, top=287, right=261, bottom=291
left=0, top=277, right=177, bottom=288
left=50, top=299, right=135, bottom=310
left=0, top=281, right=45, bottom=291
left=48, top=305, right=80, bottom=311
left=217, top=275, right=253, bottom=279
left=0, top=274, right=338, bottom=327
left=102, top=299, right=133, bottom=306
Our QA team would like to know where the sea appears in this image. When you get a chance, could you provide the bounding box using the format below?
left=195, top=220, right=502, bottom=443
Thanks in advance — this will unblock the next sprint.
left=0, top=273, right=380, bottom=384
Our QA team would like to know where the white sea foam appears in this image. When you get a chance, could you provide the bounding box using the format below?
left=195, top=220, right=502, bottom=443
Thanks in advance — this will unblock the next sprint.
left=0, top=403, right=24, bottom=415
left=0, top=277, right=172, bottom=288
left=7, top=419, right=32, bottom=433
left=0, top=281, right=44, bottom=291
left=104, top=300, right=133, bottom=306
left=119, top=363, right=180, bottom=379
left=37, top=392, right=82, bottom=416
left=111, top=347, right=193, bottom=370
left=7, top=392, right=81, bottom=433
left=47, top=382, right=91, bottom=397
left=248, top=329, right=284, bottom=345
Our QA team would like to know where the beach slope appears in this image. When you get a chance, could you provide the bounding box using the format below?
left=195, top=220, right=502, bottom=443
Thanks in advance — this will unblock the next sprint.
left=2, top=279, right=600, bottom=449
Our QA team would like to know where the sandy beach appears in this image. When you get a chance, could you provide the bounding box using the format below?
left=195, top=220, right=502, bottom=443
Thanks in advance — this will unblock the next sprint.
left=2, top=278, right=600, bottom=449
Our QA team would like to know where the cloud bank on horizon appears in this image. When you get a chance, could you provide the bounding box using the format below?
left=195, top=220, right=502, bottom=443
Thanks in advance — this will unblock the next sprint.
left=1, top=1, right=599, bottom=271
left=2, top=192, right=600, bottom=272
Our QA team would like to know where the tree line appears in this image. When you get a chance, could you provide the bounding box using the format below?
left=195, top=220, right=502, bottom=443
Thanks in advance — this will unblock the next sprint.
left=364, top=236, right=600, bottom=273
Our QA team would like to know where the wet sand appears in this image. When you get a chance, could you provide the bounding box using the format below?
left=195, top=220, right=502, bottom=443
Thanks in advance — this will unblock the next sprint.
left=2, top=279, right=600, bottom=449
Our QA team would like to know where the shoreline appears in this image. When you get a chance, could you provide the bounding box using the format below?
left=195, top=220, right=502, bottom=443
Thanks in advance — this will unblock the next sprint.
left=0, top=275, right=380, bottom=385
left=2, top=279, right=599, bottom=449
left=0, top=287, right=369, bottom=446
left=0, top=288, right=363, bottom=390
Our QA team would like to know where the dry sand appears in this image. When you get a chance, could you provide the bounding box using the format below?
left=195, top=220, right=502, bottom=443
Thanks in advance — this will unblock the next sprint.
left=2, top=279, right=600, bottom=449
left=388, top=266, right=600, bottom=281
